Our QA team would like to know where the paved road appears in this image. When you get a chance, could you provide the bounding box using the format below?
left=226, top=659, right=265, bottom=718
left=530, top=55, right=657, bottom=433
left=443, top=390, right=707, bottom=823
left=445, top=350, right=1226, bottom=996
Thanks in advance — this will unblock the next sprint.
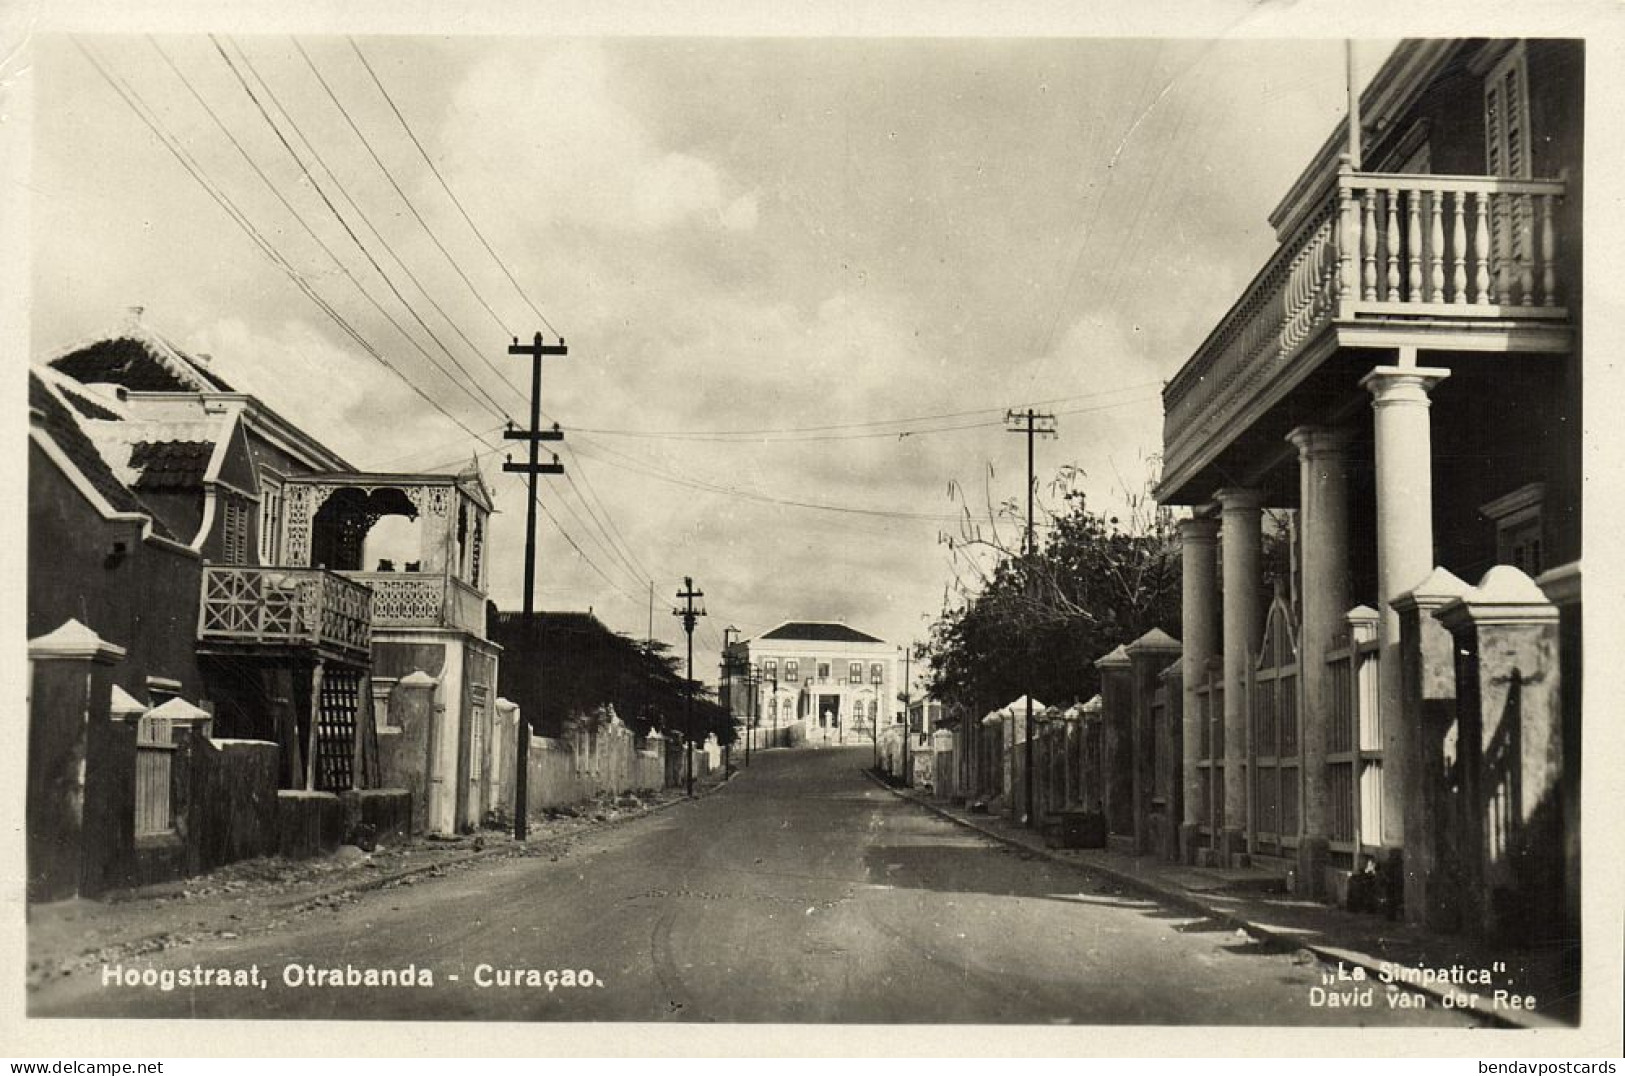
left=31, top=747, right=1478, bottom=1025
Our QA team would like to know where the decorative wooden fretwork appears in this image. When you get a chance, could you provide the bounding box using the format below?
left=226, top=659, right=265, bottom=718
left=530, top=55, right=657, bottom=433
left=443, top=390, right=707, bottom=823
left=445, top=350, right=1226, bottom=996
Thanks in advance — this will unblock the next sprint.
left=198, top=565, right=371, bottom=661
left=315, top=667, right=362, bottom=792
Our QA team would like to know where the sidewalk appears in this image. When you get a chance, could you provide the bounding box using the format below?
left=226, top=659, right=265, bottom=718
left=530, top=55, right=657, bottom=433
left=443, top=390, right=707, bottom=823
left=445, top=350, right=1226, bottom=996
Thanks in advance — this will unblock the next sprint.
left=875, top=777, right=1579, bottom=1030
left=27, top=774, right=731, bottom=994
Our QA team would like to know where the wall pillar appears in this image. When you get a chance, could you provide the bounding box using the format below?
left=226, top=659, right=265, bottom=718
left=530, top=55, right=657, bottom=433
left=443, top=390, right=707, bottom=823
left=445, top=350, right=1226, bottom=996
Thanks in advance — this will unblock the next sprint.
left=1177, top=515, right=1220, bottom=864
left=1286, top=425, right=1357, bottom=897
left=1216, top=487, right=1265, bottom=866
left=1094, top=646, right=1134, bottom=841
left=1436, top=567, right=1565, bottom=944
left=27, top=620, right=129, bottom=902
left=1126, top=629, right=1182, bottom=857
left=1392, top=567, right=1471, bottom=930
left=1360, top=364, right=1449, bottom=851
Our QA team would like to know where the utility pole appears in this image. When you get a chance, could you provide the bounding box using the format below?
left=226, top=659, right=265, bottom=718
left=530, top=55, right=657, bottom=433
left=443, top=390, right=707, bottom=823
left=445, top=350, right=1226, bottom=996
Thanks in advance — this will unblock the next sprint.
left=504, top=332, right=567, bottom=841
left=744, top=663, right=756, bottom=768
left=1007, top=407, right=1057, bottom=828
left=674, top=577, right=706, bottom=797
left=899, top=643, right=913, bottom=785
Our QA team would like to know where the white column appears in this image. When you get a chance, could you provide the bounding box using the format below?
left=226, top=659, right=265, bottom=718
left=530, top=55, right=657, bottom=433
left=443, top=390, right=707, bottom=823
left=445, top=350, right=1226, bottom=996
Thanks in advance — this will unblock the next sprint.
left=1286, top=425, right=1356, bottom=887
left=1216, top=487, right=1265, bottom=863
left=1360, top=364, right=1449, bottom=849
left=1177, top=514, right=1220, bottom=861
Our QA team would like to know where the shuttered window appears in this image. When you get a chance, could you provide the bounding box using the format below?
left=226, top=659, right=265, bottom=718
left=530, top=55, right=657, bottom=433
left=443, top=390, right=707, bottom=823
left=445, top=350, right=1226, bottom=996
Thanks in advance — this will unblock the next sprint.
left=221, top=494, right=250, bottom=565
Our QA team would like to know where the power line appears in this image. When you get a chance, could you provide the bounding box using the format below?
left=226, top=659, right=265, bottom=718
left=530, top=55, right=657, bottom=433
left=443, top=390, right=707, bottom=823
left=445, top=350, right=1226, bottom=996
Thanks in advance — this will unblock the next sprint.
left=570, top=380, right=1162, bottom=442
left=229, top=36, right=523, bottom=418
left=76, top=36, right=493, bottom=448
left=207, top=35, right=513, bottom=424
left=286, top=37, right=535, bottom=408
left=347, top=36, right=561, bottom=339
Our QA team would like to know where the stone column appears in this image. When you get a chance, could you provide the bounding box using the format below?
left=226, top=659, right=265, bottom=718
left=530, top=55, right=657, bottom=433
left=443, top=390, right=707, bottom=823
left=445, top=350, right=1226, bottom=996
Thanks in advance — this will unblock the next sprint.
left=1216, top=487, right=1265, bottom=866
left=1360, top=364, right=1449, bottom=850
left=1126, top=629, right=1182, bottom=857
left=1177, top=515, right=1220, bottom=864
left=28, top=620, right=129, bottom=901
left=1285, top=425, right=1357, bottom=897
left=1095, top=647, right=1134, bottom=840
left=1392, top=567, right=1470, bottom=930
left=1435, top=566, right=1563, bottom=944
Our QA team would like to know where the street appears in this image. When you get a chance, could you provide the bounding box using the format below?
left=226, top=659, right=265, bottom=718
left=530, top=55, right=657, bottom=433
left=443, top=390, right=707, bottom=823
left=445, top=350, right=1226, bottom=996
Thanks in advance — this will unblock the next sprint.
left=30, top=747, right=1479, bottom=1025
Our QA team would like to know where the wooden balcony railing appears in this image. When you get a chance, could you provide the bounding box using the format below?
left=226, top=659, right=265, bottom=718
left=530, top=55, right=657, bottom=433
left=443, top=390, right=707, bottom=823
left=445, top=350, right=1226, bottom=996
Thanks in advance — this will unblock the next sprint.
left=1163, top=168, right=1568, bottom=482
left=345, top=570, right=487, bottom=635
left=199, top=565, right=372, bottom=661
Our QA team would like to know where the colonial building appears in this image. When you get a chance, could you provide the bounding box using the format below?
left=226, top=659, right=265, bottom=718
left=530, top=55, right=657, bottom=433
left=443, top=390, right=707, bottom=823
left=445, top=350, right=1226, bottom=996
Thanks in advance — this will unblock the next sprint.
left=721, top=621, right=896, bottom=746
left=34, top=309, right=502, bottom=840
left=1156, top=39, right=1580, bottom=939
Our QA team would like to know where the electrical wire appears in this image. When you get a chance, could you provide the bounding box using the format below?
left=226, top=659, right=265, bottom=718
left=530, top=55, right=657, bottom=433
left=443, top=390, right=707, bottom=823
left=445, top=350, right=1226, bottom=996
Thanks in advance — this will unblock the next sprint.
left=207, top=35, right=513, bottom=424
left=74, top=37, right=493, bottom=448
left=229, top=37, right=524, bottom=418
left=347, top=36, right=561, bottom=339
left=286, top=37, right=536, bottom=407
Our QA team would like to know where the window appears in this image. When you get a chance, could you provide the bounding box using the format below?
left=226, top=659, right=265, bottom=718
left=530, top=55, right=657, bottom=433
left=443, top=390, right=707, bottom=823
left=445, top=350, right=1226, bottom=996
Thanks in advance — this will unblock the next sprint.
left=220, top=493, right=250, bottom=565
left=258, top=476, right=283, bottom=564
left=870, top=662, right=883, bottom=684
left=817, top=662, right=830, bottom=682
left=1481, top=483, right=1545, bottom=577
left=786, top=660, right=798, bottom=681
left=1484, top=44, right=1531, bottom=181
left=1484, top=44, right=1532, bottom=301
left=849, top=662, right=862, bottom=684
left=764, top=658, right=777, bottom=679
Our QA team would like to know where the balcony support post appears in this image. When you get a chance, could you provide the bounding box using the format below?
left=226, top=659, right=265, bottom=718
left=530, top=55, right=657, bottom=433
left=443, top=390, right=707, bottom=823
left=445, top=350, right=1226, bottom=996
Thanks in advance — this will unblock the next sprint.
left=306, top=658, right=325, bottom=792
left=1286, top=425, right=1357, bottom=899
left=1178, top=513, right=1220, bottom=864
left=1360, top=363, right=1450, bottom=854
left=1215, top=487, right=1266, bottom=867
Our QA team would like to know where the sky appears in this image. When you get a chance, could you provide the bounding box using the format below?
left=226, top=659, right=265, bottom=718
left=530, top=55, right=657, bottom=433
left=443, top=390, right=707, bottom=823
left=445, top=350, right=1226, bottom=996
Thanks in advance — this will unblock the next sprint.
left=28, top=28, right=1398, bottom=686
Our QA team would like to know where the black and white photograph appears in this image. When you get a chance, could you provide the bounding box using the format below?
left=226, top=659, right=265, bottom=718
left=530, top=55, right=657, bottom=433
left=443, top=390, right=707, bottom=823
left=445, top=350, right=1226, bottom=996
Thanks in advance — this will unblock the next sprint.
left=8, top=0, right=1623, bottom=1058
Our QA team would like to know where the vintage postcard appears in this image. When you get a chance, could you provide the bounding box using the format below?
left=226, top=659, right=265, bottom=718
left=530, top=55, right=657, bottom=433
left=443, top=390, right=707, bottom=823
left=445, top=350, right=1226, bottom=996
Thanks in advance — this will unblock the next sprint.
left=6, top=0, right=1623, bottom=1059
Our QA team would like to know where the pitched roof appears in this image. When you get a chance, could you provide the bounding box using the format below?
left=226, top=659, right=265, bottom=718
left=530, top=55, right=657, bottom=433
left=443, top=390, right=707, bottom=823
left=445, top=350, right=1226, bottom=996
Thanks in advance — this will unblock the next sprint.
left=758, top=621, right=885, bottom=644
left=29, top=372, right=176, bottom=541
left=129, top=440, right=215, bottom=491
left=49, top=333, right=235, bottom=394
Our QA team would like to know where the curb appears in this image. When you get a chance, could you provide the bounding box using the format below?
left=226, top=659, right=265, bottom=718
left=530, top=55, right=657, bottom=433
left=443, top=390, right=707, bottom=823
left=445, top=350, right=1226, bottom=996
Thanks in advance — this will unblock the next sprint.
left=866, top=771, right=1558, bottom=1031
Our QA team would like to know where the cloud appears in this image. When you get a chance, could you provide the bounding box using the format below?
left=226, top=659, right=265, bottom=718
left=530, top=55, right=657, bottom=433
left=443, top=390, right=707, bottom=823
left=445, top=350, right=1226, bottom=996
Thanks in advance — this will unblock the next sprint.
left=441, top=42, right=752, bottom=236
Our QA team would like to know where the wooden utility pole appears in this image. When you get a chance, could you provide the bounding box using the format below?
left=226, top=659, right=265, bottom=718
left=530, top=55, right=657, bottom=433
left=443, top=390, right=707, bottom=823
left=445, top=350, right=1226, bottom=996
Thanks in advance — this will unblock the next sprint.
left=1006, top=407, right=1057, bottom=828
left=504, top=331, right=566, bottom=840
left=673, top=577, right=706, bottom=797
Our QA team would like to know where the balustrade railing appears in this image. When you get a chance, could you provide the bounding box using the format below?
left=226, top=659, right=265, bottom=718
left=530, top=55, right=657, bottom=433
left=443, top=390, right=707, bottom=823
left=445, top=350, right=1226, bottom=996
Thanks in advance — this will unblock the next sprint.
left=199, top=565, right=372, bottom=660
left=1164, top=169, right=1567, bottom=479
left=345, top=570, right=488, bottom=634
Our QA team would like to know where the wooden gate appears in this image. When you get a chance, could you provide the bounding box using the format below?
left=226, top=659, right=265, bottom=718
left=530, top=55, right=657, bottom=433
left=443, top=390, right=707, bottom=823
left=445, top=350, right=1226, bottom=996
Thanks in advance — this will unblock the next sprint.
left=1248, top=595, right=1301, bottom=858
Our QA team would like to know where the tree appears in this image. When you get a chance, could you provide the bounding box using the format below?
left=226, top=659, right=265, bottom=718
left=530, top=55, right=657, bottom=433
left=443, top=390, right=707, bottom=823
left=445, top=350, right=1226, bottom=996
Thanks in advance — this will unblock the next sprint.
left=923, top=464, right=1182, bottom=719
left=489, top=609, right=722, bottom=741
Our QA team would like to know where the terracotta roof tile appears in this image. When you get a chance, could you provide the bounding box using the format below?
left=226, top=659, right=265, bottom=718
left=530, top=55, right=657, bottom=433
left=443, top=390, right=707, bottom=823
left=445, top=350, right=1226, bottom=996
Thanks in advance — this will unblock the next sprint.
left=129, top=439, right=214, bottom=491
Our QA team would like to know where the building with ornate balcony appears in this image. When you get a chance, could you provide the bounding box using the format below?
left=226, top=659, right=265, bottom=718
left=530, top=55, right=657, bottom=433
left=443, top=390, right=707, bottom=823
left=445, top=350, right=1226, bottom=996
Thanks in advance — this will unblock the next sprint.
left=721, top=622, right=896, bottom=746
left=35, top=310, right=502, bottom=836
left=1156, top=40, right=1580, bottom=942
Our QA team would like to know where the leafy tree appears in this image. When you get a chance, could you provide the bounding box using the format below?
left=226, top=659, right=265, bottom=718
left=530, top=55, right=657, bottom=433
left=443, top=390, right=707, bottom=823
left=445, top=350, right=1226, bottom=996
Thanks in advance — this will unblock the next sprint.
left=489, top=609, right=726, bottom=743
left=923, top=464, right=1182, bottom=719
